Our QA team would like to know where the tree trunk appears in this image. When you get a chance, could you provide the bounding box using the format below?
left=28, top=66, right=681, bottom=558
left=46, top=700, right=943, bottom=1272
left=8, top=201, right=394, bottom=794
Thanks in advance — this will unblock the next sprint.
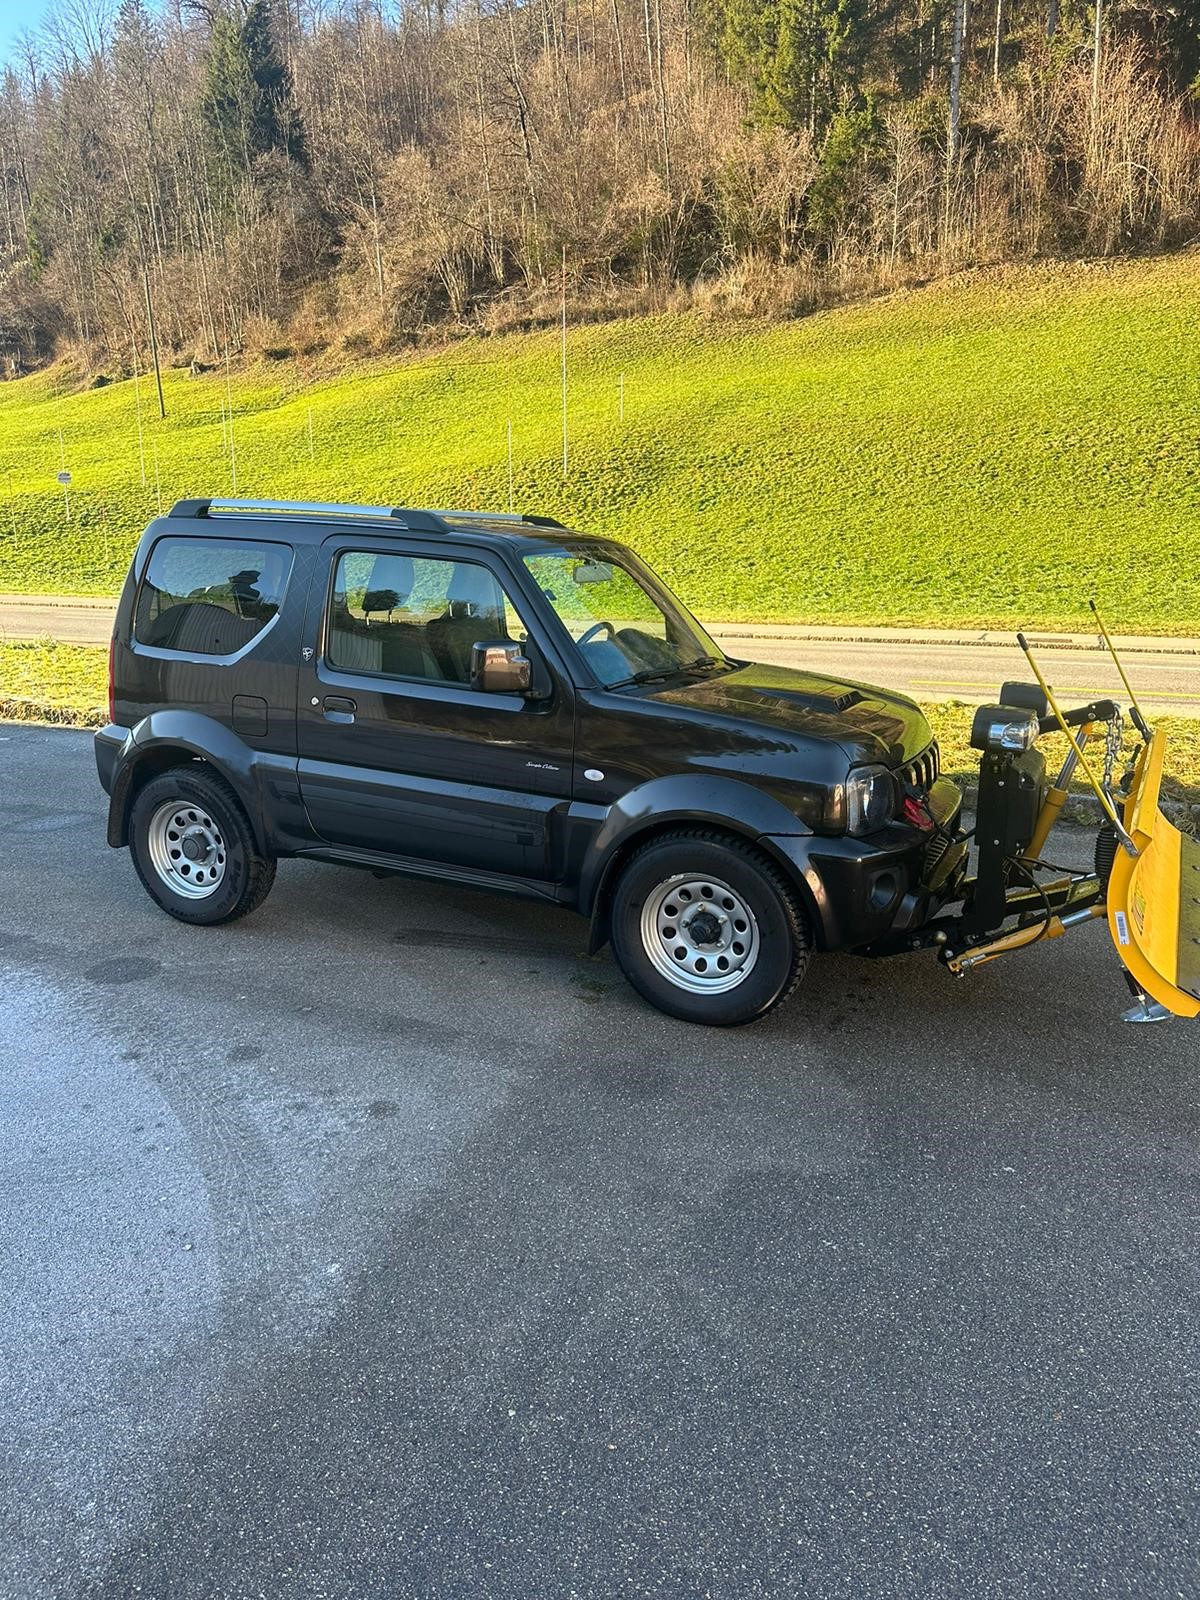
left=1091, top=0, right=1104, bottom=110
left=945, top=0, right=965, bottom=229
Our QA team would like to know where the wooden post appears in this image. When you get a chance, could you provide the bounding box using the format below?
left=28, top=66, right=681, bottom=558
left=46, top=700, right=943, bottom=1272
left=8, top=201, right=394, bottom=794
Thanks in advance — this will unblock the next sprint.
left=560, top=245, right=568, bottom=479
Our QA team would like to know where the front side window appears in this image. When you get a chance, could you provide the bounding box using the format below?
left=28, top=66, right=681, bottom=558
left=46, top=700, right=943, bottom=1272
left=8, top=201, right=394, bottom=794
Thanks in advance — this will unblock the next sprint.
left=327, top=551, right=523, bottom=685
left=524, top=548, right=724, bottom=688
left=134, top=537, right=292, bottom=657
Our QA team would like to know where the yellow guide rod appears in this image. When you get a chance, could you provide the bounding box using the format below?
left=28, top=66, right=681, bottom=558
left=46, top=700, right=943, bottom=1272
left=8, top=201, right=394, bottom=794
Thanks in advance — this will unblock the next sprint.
left=1016, top=632, right=1132, bottom=845
left=1089, top=598, right=1152, bottom=740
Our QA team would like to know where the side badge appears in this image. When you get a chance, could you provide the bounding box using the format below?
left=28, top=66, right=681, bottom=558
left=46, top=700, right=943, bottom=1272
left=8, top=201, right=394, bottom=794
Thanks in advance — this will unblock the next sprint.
left=301, top=647, right=314, bottom=661
left=584, top=768, right=605, bottom=782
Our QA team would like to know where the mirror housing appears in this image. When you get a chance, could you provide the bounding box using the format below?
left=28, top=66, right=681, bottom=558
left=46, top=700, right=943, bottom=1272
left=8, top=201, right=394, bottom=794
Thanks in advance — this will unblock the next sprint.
left=470, top=639, right=533, bottom=695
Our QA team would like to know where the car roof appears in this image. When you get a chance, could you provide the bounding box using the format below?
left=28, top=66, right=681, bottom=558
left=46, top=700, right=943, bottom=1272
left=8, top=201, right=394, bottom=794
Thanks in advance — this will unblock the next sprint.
left=159, top=498, right=621, bottom=555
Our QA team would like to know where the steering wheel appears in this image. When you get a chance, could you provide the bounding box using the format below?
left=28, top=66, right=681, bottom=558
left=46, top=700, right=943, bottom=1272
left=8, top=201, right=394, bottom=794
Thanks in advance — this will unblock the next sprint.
left=578, top=621, right=616, bottom=647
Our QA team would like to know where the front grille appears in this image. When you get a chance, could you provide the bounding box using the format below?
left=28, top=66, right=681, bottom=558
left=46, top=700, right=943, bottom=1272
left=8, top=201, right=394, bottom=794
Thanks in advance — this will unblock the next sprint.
left=901, top=740, right=940, bottom=793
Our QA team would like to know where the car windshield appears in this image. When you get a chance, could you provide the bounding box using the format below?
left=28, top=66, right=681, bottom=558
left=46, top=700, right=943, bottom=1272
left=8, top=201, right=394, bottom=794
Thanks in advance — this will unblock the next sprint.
left=524, top=547, right=726, bottom=688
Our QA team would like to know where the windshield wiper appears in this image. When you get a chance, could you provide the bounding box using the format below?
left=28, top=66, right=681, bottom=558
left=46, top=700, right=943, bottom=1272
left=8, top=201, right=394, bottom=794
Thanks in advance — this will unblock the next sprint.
left=608, top=656, right=728, bottom=689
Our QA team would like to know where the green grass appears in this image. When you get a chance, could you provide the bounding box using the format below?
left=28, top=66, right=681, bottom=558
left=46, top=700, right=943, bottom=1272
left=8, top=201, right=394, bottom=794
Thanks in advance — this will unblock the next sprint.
left=1, top=253, right=1198, bottom=631
left=0, top=640, right=108, bottom=725
left=6, top=640, right=1199, bottom=810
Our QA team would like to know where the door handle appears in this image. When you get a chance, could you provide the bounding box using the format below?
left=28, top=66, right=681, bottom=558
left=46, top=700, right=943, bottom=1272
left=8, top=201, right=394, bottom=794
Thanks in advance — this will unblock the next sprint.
left=322, top=695, right=357, bottom=722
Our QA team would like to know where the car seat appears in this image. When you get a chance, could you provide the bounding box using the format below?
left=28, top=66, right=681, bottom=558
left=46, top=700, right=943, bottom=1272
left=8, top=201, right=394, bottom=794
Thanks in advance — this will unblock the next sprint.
left=426, top=562, right=509, bottom=683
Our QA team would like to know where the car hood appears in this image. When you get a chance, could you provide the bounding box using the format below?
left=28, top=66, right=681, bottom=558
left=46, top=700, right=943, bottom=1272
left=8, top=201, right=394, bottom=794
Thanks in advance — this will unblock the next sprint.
left=643, top=660, right=932, bottom=766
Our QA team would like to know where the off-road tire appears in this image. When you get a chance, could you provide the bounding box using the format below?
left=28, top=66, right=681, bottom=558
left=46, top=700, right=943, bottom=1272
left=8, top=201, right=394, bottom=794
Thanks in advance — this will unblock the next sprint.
left=609, top=829, right=812, bottom=1026
left=128, top=766, right=276, bottom=926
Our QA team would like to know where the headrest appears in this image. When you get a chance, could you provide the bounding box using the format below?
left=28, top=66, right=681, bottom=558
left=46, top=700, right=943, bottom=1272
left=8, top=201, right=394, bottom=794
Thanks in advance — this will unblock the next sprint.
left=447, top=562, right=501, bottom=612
left=363, top=555, right=414, bottom=614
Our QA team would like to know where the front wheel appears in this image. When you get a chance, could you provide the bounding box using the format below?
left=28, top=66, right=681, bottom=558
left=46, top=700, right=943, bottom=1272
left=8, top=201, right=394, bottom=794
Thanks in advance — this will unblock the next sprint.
left=609, top=830, right=812, bottom=1025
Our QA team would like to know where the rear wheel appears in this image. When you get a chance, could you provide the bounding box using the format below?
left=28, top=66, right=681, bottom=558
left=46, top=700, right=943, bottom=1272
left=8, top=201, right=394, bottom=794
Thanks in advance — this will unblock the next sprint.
left=128, top=767, right=276, bottom=925
left=609, top=830, right=811, bottom=1025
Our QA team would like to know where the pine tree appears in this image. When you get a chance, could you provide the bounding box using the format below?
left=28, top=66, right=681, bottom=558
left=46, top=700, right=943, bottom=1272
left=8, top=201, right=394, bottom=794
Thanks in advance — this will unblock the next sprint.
left=202, top=10, right=256, bottom=182
left=240, top=0, right=308, bottom=170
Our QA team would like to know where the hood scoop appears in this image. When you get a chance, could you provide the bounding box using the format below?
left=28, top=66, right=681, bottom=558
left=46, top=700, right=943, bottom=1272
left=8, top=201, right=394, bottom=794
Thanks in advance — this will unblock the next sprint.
left=755, top=686, right=866, bottom=716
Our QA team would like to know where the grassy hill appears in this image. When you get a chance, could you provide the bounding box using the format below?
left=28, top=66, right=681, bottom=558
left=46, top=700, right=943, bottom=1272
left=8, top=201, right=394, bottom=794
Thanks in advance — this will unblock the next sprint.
left=1, top=253, right=1197, bottom=631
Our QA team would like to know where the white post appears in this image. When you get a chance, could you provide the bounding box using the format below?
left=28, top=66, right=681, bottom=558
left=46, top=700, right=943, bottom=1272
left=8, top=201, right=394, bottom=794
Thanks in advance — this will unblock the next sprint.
left=132, top=351, right=147, bottom=488
left=507, top=419, right=515, bottom=512
left=560, top=245, right=568, bottom=479
left=58, top=428, right=70, bottom=520
left=224, top=341, right=237, bottom=492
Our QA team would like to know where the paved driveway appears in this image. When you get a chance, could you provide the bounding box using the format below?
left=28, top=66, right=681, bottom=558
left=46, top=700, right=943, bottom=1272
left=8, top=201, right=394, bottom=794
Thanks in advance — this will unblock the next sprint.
left=2, top=724, right=1198, bottom=1598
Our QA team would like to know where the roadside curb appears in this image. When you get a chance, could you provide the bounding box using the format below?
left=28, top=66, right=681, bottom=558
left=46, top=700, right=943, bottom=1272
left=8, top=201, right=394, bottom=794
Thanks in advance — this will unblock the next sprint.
left=0, top=595, right=116, bottom=613
left=707, top=625, right=1200, bottom=655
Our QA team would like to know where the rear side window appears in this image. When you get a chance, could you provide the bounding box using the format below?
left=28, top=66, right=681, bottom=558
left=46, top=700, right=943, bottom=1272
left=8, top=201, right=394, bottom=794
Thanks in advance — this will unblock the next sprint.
left=134, top=537, right=293, bottom=657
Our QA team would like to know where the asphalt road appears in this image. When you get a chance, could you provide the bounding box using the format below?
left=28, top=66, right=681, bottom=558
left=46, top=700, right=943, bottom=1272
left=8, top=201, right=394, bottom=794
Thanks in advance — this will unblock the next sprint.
left=4, top=596, right=1200, bottom=715
left=709, top=630, right=1200, bottom=720
left=3, top=724, right=1200, bottom=1599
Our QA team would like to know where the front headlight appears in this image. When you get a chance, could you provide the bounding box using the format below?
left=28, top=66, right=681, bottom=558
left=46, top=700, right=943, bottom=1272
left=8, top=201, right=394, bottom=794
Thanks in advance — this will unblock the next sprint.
left=845, top=765, right=895, bottom=835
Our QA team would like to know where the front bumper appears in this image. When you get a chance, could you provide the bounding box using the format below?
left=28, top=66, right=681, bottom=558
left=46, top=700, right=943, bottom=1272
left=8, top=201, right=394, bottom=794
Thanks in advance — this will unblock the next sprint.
left=764, top=778, right=965, bottom=952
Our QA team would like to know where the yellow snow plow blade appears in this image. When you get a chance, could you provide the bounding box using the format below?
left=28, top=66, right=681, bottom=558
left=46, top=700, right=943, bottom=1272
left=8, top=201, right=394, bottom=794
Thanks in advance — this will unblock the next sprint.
left=1107, top=728, right=1200, bottom=1019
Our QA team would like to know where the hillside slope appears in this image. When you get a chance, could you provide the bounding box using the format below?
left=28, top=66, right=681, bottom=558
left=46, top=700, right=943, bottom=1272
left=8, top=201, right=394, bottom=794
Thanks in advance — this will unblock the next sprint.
left=0, top=254, right=1196, bottom=631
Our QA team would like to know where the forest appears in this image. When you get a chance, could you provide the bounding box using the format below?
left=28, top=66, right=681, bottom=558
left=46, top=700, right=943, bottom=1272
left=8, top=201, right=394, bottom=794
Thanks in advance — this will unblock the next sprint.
left=0, top=0, right=1197, bottom=378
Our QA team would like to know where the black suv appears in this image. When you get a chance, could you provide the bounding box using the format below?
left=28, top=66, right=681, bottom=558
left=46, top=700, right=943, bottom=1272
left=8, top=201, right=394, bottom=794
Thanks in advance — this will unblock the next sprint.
left=95, top=498, right=962, bottom=1025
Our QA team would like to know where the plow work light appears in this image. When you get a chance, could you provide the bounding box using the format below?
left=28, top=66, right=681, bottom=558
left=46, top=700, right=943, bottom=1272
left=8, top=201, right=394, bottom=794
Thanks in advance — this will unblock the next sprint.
left=970, top=705, right=1041, bottom=755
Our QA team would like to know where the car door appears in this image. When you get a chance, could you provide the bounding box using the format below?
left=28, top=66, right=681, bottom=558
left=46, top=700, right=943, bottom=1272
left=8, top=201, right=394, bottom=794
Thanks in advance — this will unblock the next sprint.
left=295, top=536, right=575, bottom=879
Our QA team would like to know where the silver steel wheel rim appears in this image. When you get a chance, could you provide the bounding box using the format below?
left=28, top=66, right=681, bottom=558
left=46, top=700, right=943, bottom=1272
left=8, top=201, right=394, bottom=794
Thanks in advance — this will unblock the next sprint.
left=146, top=799, right=227, bottom=899
left=639, top=873, right=760, bottom=994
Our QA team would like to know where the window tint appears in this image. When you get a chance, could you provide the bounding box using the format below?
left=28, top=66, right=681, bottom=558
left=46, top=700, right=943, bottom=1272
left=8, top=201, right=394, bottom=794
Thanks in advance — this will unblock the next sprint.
left=327, top=552, right=522, bottom=685
left=135, top=537, right=292, bottom=657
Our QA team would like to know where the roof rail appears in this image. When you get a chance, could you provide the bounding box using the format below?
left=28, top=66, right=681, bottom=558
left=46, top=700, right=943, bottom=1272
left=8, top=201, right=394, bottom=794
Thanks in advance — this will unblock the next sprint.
left=167, top=498, right=568, bottom=533
left=429, top=508, right=525, bottom=523
left=168, top=497, right=448, bottom=531
left=412, top=508, right=567, bottom=530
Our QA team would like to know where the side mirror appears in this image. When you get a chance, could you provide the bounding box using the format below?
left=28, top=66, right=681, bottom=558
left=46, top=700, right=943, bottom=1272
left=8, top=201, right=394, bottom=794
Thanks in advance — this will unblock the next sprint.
left=470, top=639, right=533, bottom=695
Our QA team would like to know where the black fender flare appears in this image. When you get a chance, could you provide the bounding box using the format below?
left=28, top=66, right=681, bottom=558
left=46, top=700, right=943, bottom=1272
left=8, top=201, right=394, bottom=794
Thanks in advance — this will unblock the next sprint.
left=578, top=774, right=815, bottom=945
left=105, top=712, right=274, bottom=852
